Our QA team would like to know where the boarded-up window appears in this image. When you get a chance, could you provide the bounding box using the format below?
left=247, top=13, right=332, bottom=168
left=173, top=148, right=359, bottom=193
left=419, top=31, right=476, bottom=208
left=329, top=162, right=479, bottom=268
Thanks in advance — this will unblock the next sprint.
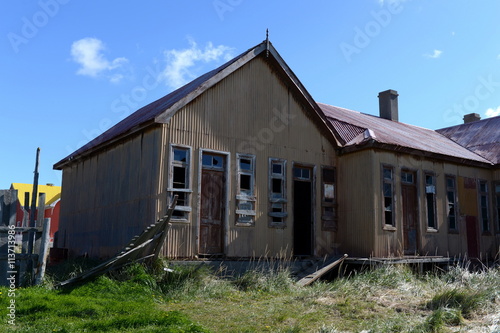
left=479, top=180, right=490, bottom=232
left=446, top=176, right=457, bottom=232
left=425, top=173, right=437, bottom=230
left=382, top=165, right=395, bottom=227
left=168, top=145, right=192, bottom=221
left=236, top=154, right=256, bottom=225
left=321, top=166, right=337, bottom=231
left=268, top=158, right=286, bottom=226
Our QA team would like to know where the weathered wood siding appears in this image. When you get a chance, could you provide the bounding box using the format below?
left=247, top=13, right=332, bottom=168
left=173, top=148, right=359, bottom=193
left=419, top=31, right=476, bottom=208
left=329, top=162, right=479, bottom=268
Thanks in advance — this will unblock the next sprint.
left=58, top=127, right=163, bottom=258
left=159, top=56, right=336, bottom=258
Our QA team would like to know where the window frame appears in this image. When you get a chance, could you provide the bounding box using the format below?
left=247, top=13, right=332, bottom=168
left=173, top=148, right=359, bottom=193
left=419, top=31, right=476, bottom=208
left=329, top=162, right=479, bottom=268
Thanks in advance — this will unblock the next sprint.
left=446, top=175, right=458, bottom=233
left=478, top=179, right=490, bottom=233
left=321, top=166, right=337, bottom=231
left=494, top=181, right=500, bottom=234
left=167, top=144, right=193, bottom=222
left=382, top=164, right=396, bottom=229
left=236, top=153, right=256, bottom=226
left=268, top=158, right=287, bottom=227
left=424, top=172, right=437, bottom=231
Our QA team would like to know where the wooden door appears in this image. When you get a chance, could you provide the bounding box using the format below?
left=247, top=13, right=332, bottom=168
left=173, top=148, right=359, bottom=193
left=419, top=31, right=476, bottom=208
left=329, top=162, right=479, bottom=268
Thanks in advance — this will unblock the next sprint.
left=293, top=166, right=313, bottom=256
left=465, top=216, right=479, bottom=258
left=402, top=171, right=419, bottom=254
left=199, top=157, right=225, bottom=255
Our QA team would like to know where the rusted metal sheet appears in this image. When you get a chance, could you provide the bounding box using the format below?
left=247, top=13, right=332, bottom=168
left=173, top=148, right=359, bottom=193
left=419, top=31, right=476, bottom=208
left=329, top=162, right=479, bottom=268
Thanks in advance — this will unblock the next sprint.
left=437, top=116, right=500, bottom=165
left=318, top=103, right=493, bottom=165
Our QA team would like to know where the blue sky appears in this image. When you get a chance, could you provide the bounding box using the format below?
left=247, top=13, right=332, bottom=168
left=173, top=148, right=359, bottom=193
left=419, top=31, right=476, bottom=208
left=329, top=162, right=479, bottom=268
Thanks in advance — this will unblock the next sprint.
left=2, top=0, right=500, bottom=190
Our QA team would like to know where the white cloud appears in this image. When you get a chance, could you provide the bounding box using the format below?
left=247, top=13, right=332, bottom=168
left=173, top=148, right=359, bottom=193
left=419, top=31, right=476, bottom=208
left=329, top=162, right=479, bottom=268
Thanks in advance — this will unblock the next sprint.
left=485, top=106, right=500, bottom=118
left=162, top=39, right=234, bottom=89
left=424, top=49, right=442, bottom=59
left=71, top=37, right=128, bottom=82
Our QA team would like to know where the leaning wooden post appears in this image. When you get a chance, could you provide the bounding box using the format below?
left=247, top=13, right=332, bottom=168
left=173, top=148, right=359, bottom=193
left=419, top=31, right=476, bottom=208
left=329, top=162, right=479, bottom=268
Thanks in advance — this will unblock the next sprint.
left=27, top=147, right=40, bottom=284
left=35, top=218, right=51, bottom=285
left=153, top=195, right=177, bottom=260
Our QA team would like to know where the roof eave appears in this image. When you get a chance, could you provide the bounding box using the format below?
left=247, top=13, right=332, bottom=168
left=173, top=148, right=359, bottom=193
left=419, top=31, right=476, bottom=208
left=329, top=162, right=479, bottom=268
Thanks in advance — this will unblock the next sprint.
left=53, top=120, right=157, bottom=170
left=339, top=141, right=494, bottom=168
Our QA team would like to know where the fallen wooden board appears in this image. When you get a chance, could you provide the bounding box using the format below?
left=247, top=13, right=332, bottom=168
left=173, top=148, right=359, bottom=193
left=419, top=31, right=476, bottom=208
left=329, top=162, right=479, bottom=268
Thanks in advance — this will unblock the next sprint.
left=297, top=254, right=348, bottom=287
left=55, top=197, right=177, bottom=288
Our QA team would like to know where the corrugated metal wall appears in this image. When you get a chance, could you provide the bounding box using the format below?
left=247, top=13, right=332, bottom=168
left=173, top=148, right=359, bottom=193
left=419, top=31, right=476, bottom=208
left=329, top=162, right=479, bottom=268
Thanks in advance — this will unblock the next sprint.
left=59, top=127, right=163, bottom=258
left=337, top=150, right=376, bottom=257
left=160, top=56, right=336, bottom=258
left=347, top=149, right=498, bottom=259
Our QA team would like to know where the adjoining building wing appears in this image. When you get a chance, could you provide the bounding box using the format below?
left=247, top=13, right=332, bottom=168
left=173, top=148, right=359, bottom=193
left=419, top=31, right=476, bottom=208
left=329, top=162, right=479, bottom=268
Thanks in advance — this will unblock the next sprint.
left=318, top=102, right=493, bottom=167
left=437, top=116, right=500, bottom=166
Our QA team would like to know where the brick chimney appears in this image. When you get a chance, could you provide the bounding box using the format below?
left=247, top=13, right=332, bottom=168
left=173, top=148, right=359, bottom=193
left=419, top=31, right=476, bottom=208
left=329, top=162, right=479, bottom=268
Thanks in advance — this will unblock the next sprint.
left=378, top=89, right=399, bottom=121
left=463, top=113, right=481, bottom=124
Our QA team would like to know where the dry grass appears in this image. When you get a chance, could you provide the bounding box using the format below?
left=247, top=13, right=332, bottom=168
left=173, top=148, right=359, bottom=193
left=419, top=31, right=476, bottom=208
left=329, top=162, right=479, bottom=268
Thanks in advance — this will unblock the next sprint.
left=1, top=260, right=498, bottom=332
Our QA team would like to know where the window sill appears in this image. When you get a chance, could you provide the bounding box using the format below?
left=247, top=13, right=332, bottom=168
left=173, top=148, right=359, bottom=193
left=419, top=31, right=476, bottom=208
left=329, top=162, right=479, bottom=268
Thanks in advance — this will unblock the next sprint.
left=269, top=223, right=286, bottom=229
left=235, top=222, right=255, bottom=227
left=383, top=225, right=396, bottom=232
left=426, top=228, right=438, bottom=233
left=236, top=195, right=256, bottom=201
left=167, top=188, right=193, bottom=193
left=448, top=229, right=459, bottom=234
left=170, top=219, right=190, bottom=224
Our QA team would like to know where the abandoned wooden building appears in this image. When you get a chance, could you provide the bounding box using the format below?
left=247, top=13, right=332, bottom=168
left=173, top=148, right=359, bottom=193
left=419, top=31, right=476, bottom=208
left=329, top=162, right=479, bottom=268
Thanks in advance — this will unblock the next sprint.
left=54, top=40, right=500, bottom=260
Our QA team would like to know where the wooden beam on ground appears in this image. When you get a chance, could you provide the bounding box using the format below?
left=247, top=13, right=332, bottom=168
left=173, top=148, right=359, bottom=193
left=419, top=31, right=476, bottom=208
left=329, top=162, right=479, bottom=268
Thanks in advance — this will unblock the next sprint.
left=297, top=254, right=348, bottom=287
left=55, top=197, right=178, bottom=289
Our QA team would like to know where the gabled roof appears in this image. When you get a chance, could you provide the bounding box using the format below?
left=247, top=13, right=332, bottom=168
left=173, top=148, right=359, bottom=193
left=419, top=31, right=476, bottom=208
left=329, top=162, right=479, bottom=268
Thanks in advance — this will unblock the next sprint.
left=318, top=103, right=493, bottom=166
left=54, top=41, right=335, bottom=170
left=436, top=116, right=500, bottom=165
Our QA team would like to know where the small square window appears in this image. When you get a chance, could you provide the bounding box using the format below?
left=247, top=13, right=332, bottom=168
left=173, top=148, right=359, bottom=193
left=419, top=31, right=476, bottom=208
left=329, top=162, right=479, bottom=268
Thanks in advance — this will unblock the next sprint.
left=240, top=174, right=251, bottom=191
left=383, top=168, right=392, bottom=180
left=173, top=149, right=187, bottom=162
left=272, top=163, right=282, bottom=175
left=240, top=159, right=252, bottom=171
left=272, top=178, right=282, bottom=194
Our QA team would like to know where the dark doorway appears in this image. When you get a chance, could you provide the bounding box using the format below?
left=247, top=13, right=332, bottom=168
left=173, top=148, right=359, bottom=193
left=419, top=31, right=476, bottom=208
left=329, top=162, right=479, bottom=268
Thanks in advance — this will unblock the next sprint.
left=199, top=153, right=225, bottom=255
left=402, top=170, right=419, bottom=254
left=465, top=216, right=479, bottom=258
left=293, top=166, right=313, bottom=256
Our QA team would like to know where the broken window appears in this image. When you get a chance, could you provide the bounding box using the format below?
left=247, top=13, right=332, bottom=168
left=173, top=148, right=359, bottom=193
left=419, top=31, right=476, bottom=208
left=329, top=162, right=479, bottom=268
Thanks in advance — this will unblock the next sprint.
left=382, top=165, right=395, bottom=227
left=168, top=145, right=192, bottom=221
left=236, top=154, right=256, bottom=225
left=479, top=180, right=490, bottom=233
left=268, top=158, right=287, bottom=226
left=321, top=166, right=337, bottom=231
left=425, top=173, right=437, bottom=230
left=446, top=176, right=457, bottom=231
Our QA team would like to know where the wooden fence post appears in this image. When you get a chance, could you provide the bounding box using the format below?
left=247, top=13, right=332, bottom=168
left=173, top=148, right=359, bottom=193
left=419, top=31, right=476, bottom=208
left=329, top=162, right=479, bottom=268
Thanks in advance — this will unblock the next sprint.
left=35, top=218, right=51, bottom=285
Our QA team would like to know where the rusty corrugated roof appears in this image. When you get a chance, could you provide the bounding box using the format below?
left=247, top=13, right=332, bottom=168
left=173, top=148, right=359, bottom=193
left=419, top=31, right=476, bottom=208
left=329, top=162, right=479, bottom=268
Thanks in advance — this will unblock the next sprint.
left=318, top=103, right=493, bottom=165
left=436, top=116, right=500, bottom=165
left=54, top=40, right=335, bottom=170
left=54, top=43, right=263, bottom=169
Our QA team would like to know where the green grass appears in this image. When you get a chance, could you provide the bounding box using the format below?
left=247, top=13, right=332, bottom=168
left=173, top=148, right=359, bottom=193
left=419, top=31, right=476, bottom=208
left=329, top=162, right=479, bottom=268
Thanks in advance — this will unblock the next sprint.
left=1, top=260, right=498, bottom=332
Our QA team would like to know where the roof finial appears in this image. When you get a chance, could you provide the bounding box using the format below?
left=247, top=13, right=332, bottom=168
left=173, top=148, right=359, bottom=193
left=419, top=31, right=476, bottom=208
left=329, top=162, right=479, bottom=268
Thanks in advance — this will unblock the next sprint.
left=265, top=29, right=270, bottom=57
